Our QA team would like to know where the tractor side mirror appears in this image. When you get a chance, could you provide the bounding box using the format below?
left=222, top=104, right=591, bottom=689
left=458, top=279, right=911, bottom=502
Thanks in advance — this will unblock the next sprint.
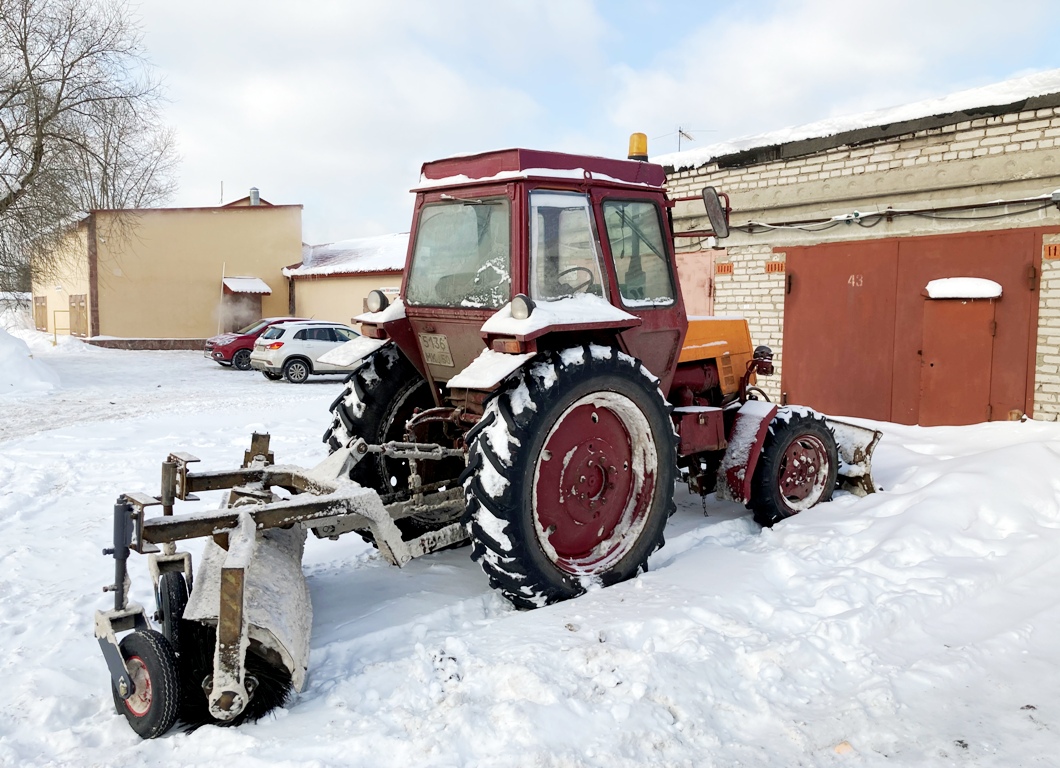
left=701, top=186, right=730, bottom=240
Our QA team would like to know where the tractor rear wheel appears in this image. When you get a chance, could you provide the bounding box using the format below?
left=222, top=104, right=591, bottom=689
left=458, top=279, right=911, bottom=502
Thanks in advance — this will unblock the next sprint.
left=323, top=345, right=464, bottom=537
left=750, top=409, right=838, bottom=528
left=465, top=345, right=676, bottom=609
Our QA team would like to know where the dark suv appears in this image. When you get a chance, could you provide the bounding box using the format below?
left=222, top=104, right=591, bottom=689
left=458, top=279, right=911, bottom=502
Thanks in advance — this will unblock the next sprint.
left=204, top=317, right=306, bottom=370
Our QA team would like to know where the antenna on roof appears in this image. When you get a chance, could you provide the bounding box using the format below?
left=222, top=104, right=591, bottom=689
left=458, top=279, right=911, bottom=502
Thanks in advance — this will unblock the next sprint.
left=220, top=180, right=224, bottom=204
left=653, top=126, right=715, bottom=152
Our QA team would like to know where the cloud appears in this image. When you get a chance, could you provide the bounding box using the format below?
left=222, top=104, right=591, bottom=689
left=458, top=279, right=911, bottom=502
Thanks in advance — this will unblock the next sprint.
left=140, top=0, right=609, bottom=241
left=135, top=0, right=1059, bottom=242
left=607, top=0, right=1055, bottom=154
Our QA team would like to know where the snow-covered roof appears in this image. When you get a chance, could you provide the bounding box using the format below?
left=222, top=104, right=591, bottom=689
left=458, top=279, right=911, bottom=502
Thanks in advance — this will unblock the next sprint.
left=222, top=276, right=272, bottom=295
left=284, top=233, right=408, bottom=278
left=654, top=69, right=1060, bottom=172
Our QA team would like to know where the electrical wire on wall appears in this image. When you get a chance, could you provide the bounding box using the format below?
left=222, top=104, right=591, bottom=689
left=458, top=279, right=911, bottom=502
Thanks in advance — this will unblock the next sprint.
left=729, top=191, right=1060, bottom=235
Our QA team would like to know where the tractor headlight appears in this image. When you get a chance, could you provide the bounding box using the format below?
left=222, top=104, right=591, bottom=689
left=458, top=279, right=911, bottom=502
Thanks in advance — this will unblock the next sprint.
left=366, top=289, right=389, bottom=313
left=511, top=294, right=535, bottom=321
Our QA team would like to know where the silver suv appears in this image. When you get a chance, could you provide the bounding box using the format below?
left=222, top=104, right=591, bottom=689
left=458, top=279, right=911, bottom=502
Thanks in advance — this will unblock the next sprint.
left=249, top=320, right=360, bottom=383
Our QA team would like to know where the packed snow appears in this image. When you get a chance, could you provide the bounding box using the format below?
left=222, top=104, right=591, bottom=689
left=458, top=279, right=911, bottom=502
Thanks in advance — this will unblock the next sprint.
left=925, top=277, right=1003, bottom=300
left=3, top=325, right=1060, bottom=766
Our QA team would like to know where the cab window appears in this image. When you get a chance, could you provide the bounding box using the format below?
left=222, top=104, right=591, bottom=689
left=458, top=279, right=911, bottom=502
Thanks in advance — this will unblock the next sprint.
left=602, top=200, right=675, bottom=306
left=405, top=197, right=511, bottom=309
left=530, top=191, right=607, bottom=301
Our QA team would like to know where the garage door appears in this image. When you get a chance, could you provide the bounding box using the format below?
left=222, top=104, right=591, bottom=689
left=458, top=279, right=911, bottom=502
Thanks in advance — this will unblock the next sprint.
left=782, top=228, right=1041, bottom=425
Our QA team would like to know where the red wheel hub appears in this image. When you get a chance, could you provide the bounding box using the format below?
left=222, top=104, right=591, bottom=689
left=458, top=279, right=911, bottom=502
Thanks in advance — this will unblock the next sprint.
left=777, top=434, right=829, bottom=508
left=533, top=396, right=655, bottom=572
left=124, top=655, right=153, bottom=717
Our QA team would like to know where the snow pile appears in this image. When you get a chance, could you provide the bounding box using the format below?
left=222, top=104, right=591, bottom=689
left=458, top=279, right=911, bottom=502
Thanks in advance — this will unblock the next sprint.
left=3, top=347, right=1060, bottom=765
left=0, top=292, right=32, bottom=330
left=285, top=233, right=408, bottom=278
left=655, top=68, right=1060, bottom=171
left=0, top=326, right=59, bottom=394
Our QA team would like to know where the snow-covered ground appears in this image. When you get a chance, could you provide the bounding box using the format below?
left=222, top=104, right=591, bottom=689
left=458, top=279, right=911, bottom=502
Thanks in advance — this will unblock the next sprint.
left=3, top=327, right=1060, bottom=767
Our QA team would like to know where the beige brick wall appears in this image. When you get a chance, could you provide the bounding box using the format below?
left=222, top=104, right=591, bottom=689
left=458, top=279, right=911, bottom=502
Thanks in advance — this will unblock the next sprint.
left=713, top=245, right=786, bottom=402
left=1036, top=235, right=1060, bottom=420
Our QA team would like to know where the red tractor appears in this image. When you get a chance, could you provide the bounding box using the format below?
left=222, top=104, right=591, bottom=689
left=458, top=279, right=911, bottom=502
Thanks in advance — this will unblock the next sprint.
left=95, top=137, right=879, bottom=737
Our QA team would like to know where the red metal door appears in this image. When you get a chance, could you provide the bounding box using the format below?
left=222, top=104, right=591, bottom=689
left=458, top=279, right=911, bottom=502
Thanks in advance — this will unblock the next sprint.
left=892, top=230, right=1037, bottom=424
left=919, top=299, right=996, bottom=426
left=782, top=240, right=899, bottom=420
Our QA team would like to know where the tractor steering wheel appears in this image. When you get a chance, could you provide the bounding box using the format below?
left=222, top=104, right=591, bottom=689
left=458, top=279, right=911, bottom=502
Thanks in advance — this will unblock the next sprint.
left=557, top=265, right=596, bottom=294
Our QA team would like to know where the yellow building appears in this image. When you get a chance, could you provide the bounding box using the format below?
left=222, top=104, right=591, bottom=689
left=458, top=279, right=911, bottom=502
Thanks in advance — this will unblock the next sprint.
left=285, top=233, right=405, bottom=325
left=31, top=192, right=303, bottom=347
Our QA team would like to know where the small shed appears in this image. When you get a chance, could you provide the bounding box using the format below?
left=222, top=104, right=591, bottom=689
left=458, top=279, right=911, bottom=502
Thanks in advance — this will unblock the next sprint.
left=284, top=233, right=406, bottom=324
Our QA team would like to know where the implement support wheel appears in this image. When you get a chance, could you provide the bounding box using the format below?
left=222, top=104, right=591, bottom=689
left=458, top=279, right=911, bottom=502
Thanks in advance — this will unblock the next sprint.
left=111, top=629, right=181, bottom=739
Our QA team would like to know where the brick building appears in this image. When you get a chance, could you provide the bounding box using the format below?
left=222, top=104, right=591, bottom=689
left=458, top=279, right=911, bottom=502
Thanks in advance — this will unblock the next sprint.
left=660, top=70, right=1060, bottom=425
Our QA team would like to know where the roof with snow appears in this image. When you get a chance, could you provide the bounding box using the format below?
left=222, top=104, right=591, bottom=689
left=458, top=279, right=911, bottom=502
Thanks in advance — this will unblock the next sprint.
left=283, top=233, right=408, bottom=278
left=654, top=69, right=1060, bottom=173
left=222, top=276, right=272, bottom=295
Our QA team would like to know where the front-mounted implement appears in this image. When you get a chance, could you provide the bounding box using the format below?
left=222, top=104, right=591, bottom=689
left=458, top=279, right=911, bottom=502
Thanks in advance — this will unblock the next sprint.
left=95, top=433, right=469, bottom=737
left=96, top=136, right=882, bottom=738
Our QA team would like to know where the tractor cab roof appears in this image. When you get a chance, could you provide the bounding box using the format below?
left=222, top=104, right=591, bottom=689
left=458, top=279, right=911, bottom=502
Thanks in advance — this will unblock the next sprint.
left=415, top=148, right=666, bottom=192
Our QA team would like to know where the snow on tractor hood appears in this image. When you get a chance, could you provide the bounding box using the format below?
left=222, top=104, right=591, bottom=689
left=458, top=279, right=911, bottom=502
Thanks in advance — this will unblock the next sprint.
left=481, top=294, right=639, bottom=338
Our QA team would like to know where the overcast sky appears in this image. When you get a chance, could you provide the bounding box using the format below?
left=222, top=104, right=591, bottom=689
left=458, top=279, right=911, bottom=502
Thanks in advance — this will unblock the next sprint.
left=137, top=0, right=1059, bottom=245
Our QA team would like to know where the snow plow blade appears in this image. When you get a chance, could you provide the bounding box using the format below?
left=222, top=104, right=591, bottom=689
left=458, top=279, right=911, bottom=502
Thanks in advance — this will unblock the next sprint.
left=825, top=417, right=883, bottom=496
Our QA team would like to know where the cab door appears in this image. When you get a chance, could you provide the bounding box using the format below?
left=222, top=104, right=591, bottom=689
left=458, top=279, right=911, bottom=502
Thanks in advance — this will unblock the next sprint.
left=594, top=193, right=687, bottom=393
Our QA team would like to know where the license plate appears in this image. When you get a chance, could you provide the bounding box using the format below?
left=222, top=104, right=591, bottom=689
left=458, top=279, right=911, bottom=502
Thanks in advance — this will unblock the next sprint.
left=419, top=332, right=454, bottom=367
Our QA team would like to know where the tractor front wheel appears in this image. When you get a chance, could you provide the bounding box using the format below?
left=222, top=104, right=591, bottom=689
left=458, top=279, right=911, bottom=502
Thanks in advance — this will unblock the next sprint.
left=750, top=409, right=838, bottom=528
left=465, top=345, right=676, bottom=609
left=324, top=345, right=464, bottom=538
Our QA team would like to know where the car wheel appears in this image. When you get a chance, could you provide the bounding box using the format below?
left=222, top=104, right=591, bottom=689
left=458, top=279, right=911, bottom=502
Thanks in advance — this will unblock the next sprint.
left=262, top=371, right=282, bottom=381
left=232, top=349, right=252, bottom=371
left=283, top=358, right=310, bottom=384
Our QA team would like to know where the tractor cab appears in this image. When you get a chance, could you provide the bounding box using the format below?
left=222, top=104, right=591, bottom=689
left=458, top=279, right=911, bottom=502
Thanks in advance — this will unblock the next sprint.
left=385, top=147, right=709, bottom=403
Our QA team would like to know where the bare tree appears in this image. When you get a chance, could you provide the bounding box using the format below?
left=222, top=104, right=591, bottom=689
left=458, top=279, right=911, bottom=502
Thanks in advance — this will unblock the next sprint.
left=0, top=0, right=177, bottom=295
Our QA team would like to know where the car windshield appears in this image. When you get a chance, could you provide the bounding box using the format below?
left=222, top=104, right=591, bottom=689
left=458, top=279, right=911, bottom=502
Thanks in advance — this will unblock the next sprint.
left=405, top=197, right=511, bottom=309
left=261, top=326, right=285, bottom=339
left=235, top=319, right=268, bottom=335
